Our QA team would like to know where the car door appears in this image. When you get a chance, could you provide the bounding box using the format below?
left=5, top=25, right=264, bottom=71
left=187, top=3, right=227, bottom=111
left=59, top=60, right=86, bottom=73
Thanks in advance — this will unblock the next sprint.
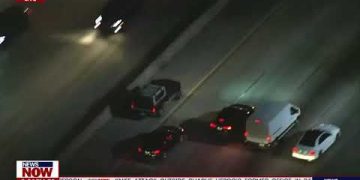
left=318, top=133, right=331, bottom=152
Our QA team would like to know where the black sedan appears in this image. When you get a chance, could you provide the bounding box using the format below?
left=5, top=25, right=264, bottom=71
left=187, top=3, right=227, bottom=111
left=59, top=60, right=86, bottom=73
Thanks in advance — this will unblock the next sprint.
left=94, top=0, right=143, bottom=35
left=137, top=126, right=185, bottom=160
left=209, top=104, right=255, bottom=140
left=0, top=5, right=30, bottom=47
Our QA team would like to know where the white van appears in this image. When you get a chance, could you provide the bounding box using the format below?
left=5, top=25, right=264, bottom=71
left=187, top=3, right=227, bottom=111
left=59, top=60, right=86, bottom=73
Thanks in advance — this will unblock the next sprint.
left=245, top=102, right=301, bottom=148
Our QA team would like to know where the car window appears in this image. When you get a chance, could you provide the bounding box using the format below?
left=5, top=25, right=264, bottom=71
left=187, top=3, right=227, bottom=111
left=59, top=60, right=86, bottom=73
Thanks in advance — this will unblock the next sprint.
left=155, top=89, right=165, bottom=102
left=318, top=133, right=331, bottom=144
left=290, top=107, right=299, bottom=115
left=299, top=130, right=323, bottom=146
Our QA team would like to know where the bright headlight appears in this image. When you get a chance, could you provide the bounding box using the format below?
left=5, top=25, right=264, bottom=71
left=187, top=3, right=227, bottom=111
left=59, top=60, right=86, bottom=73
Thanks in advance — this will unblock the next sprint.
left=94, top=15, right=102, bottom=29
left=0, top=36, right=6, bottom=45
left=112, top=19, right=122, bottom=27
left=95, top=15, right=102, bottom=23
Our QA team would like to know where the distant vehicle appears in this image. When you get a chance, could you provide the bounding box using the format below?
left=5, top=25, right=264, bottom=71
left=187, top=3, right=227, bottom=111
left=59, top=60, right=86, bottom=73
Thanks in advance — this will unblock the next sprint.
left=94, top=0, right=142, bottom=34
left=137, top=126, right=185, bottom=160
left=292, top=123, right=340, bottom=162
left=209, top=104, right=254, bottom=140
left=245, top=102, right=301, bottom=148
left=130, top=79, right=182, bottom=117
left=0, top=5, right=30, bottom=46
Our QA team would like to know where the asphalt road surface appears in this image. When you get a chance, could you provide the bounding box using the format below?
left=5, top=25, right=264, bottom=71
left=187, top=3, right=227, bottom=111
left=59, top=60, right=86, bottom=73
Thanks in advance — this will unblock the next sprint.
left=0, top=0, right=215, bottom=178
left=40, top=0, right=360, bottom=177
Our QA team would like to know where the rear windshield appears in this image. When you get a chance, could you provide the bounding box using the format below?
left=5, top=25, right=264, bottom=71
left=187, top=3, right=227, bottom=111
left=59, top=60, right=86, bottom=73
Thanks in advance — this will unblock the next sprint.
left=134, top=96, right=153, bottom=109
left=299, top=130, right=323, bottom=147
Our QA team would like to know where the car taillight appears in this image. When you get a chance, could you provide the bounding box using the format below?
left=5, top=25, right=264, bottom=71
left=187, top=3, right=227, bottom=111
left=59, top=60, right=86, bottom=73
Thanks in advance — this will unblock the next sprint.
left=223, top=126, right=232, bottom=130
left=153, top=150, right=161, bottom=155
left=151, top=106, right=157, bottom=113
left=137, top=147, right=142, bottom=153
left=131, top=101, right=136, bottom=109
left=244, top=131, right=249, bottom=137
left=308, top=150, right=316, bottom=156
left=266, top=135, right=272, bottom=143
left=209, top=122, right=217, bottom=129
left=292, top=146, right=298, bottom=153
left=218, top=118, right=225, bottom=123
left=255, top=119, right=261, bottom=124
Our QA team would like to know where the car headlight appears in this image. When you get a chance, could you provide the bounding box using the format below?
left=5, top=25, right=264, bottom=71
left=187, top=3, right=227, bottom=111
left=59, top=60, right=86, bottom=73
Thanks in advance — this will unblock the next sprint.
left=112, top=19, right=124, bottom=33
left=0, top=36, right=6, bottom=45
left=94, top=15, right=102, bottom=29
left=95, top=15, right=102, bottom=23
left=112, top=19, right=122, bottom=27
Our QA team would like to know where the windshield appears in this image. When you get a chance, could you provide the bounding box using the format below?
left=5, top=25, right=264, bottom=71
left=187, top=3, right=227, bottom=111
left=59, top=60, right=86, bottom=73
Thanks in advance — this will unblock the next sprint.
left=299, top=130, right=323, bottom=147
left=217, top=107, right=248, bottom=125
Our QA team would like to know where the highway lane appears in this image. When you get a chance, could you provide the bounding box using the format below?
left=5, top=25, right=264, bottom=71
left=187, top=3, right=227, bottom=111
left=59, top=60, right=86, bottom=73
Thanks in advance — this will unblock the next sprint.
left=60, top=0, right=281, bottom=176
left=61, top=0, right=360, bottom=176
left=0, top=0, right=214, bottom=178
left=124, top=0, right=360, bottom=176
left=148, top=0, right=360, bottom=176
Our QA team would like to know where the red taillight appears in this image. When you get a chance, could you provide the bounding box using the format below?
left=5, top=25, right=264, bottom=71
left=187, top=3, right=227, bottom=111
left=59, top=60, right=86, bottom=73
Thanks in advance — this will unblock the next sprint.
left=209, top=122, right=217, bottom=129
left=153, top=150, right=161, bottom=155
left=292, top=146, right=298, bottom=153
left=223, top=126, right=232, bottom=130
left=218, top=118, right=225, bottom=123
left=137, top=147, right=142, bottom=153
left=131, top=101, right=136, bottom=109
left=255, top=119, right=261, bottom=124
left=151, top=106, right=157, bottom=113
left=244, top=131, right=249, bottom=137
left=266, top=135, right=272, bottom=143
left=308, top=150, right=316, bottom=156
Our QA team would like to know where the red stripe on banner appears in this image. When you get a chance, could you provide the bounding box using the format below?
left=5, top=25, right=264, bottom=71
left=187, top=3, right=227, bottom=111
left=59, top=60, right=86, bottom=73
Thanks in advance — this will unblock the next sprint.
left=16, top=0, right=46, bottom=3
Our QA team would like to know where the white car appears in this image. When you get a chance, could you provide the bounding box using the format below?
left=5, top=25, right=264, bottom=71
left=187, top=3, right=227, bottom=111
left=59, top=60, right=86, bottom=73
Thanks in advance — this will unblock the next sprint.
left=292, top=123, right=340, bottom=162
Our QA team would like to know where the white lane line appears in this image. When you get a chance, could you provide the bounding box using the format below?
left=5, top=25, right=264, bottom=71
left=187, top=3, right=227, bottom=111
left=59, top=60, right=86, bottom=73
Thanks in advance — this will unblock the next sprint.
left=161, top=0, right=286, bottom=125
left=235, top=71, right=265, bottom=102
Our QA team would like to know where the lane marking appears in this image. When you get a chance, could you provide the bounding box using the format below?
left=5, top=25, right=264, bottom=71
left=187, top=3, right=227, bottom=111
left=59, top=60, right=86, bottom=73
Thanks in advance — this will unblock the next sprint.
left=235, top=71, right=265, bottom=102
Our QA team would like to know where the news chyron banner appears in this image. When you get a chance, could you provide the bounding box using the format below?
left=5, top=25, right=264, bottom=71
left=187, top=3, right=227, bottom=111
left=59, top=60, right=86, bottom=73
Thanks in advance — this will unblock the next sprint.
left=16, top=160, right=359, bottom=180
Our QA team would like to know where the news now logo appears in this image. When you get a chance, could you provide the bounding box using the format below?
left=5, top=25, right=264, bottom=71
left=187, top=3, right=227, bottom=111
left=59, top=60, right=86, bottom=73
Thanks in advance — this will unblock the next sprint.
left=16, top=160, right=59, bottom=180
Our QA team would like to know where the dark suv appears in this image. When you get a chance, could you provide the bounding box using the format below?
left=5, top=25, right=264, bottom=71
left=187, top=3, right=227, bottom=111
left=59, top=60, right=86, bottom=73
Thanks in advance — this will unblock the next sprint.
left=130, top=79, right=182, bottom=117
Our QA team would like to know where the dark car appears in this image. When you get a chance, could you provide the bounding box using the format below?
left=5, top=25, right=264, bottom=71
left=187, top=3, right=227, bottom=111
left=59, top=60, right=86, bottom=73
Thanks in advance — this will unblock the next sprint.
left=209, top=104, right=255, bottom=140
left=0, top=5, right=30, bottom=47
left=94, top=0, right=143, bottom=34
left=137, top=126, right=185, bottom=160
left=130, top=79, right=182, bottom=117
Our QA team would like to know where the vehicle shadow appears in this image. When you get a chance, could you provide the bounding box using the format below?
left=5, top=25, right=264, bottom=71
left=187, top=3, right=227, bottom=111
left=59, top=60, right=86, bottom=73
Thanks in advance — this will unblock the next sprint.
left=179, top=111, right=243, bottom=146
left=111, top=134, right=142, bottom=160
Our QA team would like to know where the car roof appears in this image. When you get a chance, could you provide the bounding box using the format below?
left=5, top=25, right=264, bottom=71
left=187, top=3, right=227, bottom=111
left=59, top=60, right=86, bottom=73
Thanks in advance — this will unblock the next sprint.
left=249, top=101, right=291, bottom=123
left=140, top=84, right=162, bottom=97
left=303, top=129, right=324, bottom=140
